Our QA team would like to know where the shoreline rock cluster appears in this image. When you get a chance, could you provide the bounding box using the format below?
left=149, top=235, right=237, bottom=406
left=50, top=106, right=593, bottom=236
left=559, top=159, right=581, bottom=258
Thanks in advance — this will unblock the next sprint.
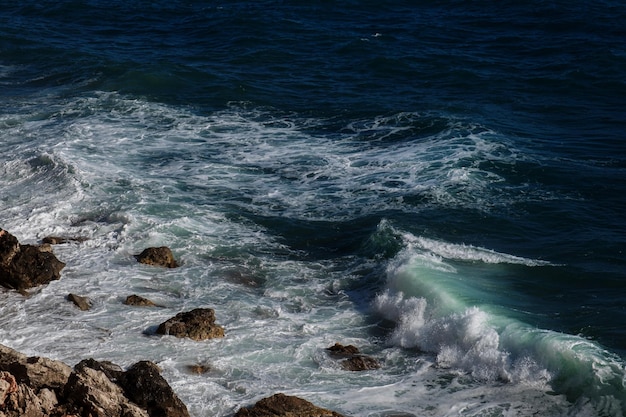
left=0, top=343, right=189, bottom=417
left=0, top=228, right=380, bottom=416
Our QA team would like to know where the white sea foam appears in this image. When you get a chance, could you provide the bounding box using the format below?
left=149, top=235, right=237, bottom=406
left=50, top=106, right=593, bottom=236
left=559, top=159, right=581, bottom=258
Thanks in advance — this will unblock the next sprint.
left=8, top=93, right=555, bottom=225
left=402, top=231, right=553, bottom=267
left=1, top=92, right=623, bottom=417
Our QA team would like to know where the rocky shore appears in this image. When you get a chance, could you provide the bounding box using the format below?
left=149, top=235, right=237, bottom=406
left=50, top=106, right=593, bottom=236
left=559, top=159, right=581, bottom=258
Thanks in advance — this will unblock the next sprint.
left=0, top=343, right=189, bottom=417
left=0, top=228, right=376, bottom=416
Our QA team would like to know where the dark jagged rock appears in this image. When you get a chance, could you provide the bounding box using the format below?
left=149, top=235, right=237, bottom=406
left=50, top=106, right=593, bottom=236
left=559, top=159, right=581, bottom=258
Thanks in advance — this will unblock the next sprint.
left=156, top=308, right=225, bottom=341
left=67, top=293, right=91, bottom=311
left=64, top=365, right=149, bottom=417
left=119, top=361, right=190, bottom=417
left=124, top=294, right=157, bottom=307
left=0, top=229, right=66, bottom=292
left=326, top=343, right=360, bottom=358
left=234, top=393, right=347, bottom=417
left=0, top=229, right=20, bottom=267
left=134, top=247, right=179, bottom=268
left=326, top=343, right=381, bottom=372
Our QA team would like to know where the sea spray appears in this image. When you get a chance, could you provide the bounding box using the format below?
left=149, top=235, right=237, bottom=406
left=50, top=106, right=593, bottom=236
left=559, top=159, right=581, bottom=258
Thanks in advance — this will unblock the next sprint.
left=372, top=222, right=626, bottom=415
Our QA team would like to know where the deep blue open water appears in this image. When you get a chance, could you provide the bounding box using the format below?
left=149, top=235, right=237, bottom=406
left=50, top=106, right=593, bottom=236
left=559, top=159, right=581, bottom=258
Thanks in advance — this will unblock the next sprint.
left=1, top=1, right=626, bottom=416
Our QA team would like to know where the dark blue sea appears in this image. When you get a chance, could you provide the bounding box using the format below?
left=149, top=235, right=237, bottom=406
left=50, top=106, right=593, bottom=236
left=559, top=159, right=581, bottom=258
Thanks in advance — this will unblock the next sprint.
left=1, top=1, right=625, bottom=416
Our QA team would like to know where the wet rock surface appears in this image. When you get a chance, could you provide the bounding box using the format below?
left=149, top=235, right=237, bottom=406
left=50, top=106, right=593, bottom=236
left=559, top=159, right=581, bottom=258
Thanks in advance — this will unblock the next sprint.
left=326, top=343, right=381, bottom=371
left=156, top=308, right=225, bottom=341
left=124, top=294, right=158, bottom=307
left=234, top=393, right=347, bottom=417
left=0, top=229, right=65, bottom=292
left=0, top=344, right=189, bottom=417
left=134, top=247, right=179, bottom=268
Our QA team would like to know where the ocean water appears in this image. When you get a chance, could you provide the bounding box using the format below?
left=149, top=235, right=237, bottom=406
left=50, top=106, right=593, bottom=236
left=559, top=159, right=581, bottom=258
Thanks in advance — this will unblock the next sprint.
left=1, top=1, right=626, bottom=416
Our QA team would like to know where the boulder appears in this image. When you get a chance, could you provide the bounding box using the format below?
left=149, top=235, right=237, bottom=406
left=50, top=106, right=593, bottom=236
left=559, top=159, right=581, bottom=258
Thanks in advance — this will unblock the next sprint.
left=0, top=229, right=20, bottom=267
left=326, top=343, right=380, bottom=371
left=0, top=229, right=65, bottom=292
left=156, top=308, right=224, bottom=341
left=67, top=293, right=91, bottom=311
left=124, top=294, right=157, bottom=307
left=134, top=247, right=178, bottom=268
left=119, top=361, right=190, bottom=417
left=64, top=365, right=148, bottom=417
left=234, top=393, right=346, bottom=417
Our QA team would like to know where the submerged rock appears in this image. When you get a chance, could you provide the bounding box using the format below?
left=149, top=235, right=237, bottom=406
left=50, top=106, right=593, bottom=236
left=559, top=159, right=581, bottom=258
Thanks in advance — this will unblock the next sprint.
left=134, top=247, right=179, bottom=268
left=186, top=364, right=210, bottom=375
left=326, top=343, right=381, bottom=371
left=156, top=308, right=225, bottom=341
left=67, top=293, right=91, bottom=311
left=41, top=236, right=89, bottom=245
left=0, top=229, right=66, bottom=292
left=234, top=393, right=347, bottom=417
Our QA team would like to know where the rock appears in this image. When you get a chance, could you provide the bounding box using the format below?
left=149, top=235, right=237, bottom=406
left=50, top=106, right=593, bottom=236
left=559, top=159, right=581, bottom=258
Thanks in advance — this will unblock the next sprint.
left=326, top=343, right=360, bottom=358
left=11, top=355, right=73, bottom=391
left=119, top=361, right=190, bottom=417
left=74, top=359, right=124, bottom=383
left=7, top=245, right=66, bottom=289
left=339, top=356, right=380, bottom=372
left=124, top=294, right=157, bottom=307
left=0, top=344, right=192, bottom=417
left=156, top=308, right=225, bottom=341
left=186, top=364, right=210, bottom=375
left=0, top=371, right=18, bottom=404
left=0, top=229, right=20, bottom=267
left=134, top=247, right=178, bottom=268
left=41, top=236, right=88, bottom=245
left=67, top=293, right=91, bottom=311
left=36, top=243, right=53, bottom=253
left=5, top=381, right=45, bottom=417
left=0, top=229, right=66, bottom=292
left=234, top=393, right=347, bottom=417
left=0, top=344, right=27, bottom=369
left=64, top=365, right=148, bottom=417
left=37, top=387, right=59, bottom=414
left=0, top=346, right=71, bottom=417
left=0, top=346, right=72, bottom=393
left=326, top=343, right=380, bottom=372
